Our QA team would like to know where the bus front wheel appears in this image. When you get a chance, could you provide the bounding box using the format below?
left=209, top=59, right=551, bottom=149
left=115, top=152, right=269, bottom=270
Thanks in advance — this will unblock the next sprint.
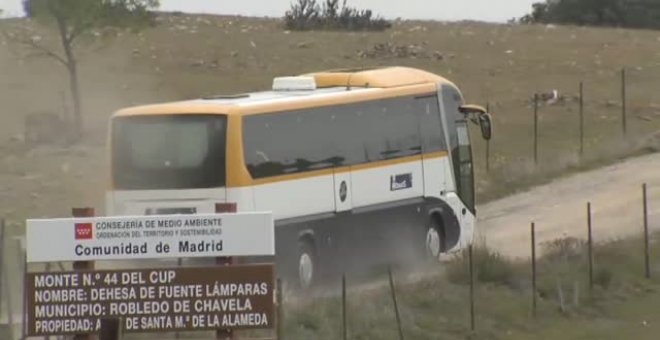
left=297, top=240, right=317, bottom=290
left=425, top=218, right=444, bottom=260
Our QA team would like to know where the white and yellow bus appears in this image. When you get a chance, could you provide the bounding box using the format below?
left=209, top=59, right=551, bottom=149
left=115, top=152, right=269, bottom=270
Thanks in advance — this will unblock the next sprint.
left=106, top=66, right=492, bottom=289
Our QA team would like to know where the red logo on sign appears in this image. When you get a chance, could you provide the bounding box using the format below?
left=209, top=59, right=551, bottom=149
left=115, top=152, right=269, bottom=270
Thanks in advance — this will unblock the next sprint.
left=75, top=223, right=93, bottom=240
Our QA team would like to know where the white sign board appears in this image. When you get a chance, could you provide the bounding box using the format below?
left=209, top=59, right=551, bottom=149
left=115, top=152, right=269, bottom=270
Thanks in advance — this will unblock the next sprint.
left=26, top=212, right=274, bottom=263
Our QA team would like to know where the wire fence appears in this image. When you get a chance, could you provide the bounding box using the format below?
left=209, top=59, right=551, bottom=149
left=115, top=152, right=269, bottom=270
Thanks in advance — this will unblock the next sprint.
left=2, top=181, right=654, bottom=339
left=473, top=67, right=660, bottom=201
left=1, top=66, right=659, bottom=339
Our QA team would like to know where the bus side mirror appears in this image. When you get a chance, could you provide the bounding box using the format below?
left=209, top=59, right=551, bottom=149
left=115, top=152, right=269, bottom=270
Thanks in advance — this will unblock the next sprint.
left=478, top=113, right=492, bottom=141
left=459, top=105, right=493, bottom=141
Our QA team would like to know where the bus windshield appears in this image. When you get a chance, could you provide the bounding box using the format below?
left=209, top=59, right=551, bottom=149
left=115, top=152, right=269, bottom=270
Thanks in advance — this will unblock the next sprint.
left=112, top=114, right=227, bottom=190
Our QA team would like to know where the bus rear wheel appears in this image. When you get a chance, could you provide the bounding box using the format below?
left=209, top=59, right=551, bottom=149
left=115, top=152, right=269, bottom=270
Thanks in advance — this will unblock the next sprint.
left=297, top=240, right=317, bottom=290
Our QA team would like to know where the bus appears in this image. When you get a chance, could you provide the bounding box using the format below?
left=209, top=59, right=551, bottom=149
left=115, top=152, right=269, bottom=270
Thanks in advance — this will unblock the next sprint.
left=106, top=66, right=492, bottom=289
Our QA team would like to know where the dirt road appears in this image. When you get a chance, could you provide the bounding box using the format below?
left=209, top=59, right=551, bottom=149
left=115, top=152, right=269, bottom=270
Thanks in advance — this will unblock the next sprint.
left=477, top=152, right=660, bottom=259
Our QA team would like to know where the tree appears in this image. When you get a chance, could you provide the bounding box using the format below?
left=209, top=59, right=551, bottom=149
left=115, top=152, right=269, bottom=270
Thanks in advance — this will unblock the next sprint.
left=284, top=0, right=391, bottom=31
left=19, top=0, right=159, bottom=140
left=520, top=0, right=660, bottom=29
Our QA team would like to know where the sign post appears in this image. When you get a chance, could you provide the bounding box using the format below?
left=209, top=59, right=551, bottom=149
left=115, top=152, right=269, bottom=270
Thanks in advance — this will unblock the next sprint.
left=72, top=207, right=95, bottom=340
left=215, top=203, right=237, bottom=340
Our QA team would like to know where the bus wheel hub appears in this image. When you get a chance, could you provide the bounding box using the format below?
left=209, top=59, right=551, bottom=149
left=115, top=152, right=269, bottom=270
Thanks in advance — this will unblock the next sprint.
left=426, top=227, right=441, bottom=258
left=299, top=253, right=314, bottom=288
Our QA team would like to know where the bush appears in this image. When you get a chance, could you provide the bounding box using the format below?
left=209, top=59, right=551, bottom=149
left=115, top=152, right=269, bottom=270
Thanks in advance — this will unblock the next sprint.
left=446, top=245, right=517, bottom=288
left=541, top=237, right=587, bottom=263
left=284, top=0, right=391, bottom=31
left=519, top=0, right=660, bottom=30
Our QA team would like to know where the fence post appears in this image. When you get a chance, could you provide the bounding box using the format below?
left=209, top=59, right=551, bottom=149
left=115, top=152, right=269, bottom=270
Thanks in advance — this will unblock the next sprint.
left=579, top=81, right=584, bottom=159
left=621, top=68, right=627, bottom=137
left=531, top=223, right=537, bottom=319
left=533, top=94, right=539, bottom=165
left=72, top=208, right=95, bottom=340
left=0, top=219, right=4, bottom=315
left=342, top=274, right=347, bottom=340
left=0, top=221, right=12, bottom=338
left=2, top=256, right=13, bottom=340
left=469, top=245, right=475, bottom=331
left=215, top=203, right=237, bottom=340
left=99, top=318, right=122, bottom=340
left=18, top=238, right=26, bottom=340
left=486, top=102, right=491, bottom=173
left=387, top=266, right=404, bottom=340
left=643, top=183, right=650, bottom=279
left=276, top=278, right=284, bottom=340
left=587, top=202, right=594, bottom=293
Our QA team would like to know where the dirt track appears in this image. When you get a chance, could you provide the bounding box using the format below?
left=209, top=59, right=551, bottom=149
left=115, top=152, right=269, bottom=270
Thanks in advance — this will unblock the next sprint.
left=477, top=152, right=660, bottom=259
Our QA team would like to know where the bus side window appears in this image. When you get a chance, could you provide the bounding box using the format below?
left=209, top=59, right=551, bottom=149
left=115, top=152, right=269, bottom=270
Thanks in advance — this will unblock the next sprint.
left=416, top=95, right=447, bottom=153
left=361, top=97, right=421, bottom=162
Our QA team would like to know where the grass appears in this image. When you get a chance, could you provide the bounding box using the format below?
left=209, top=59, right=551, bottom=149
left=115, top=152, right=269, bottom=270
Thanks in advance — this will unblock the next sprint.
left=263, top=233, right=660, bottom=340
left=445, top=244, right=517, bottom=288
left=1, top=14, right=660, bottom=230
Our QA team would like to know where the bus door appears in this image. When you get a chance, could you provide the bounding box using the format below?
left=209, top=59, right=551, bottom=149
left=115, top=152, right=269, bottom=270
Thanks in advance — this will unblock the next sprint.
left=333, top=168, right=352, bottom=212
left=440, top=85, right=476, bottom=244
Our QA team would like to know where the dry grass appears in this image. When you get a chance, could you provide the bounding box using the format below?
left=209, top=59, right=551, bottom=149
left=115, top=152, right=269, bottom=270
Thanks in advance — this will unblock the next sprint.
left=269, top=233, right=660, bottom=340
left=1, top=15, right=660, bottom=228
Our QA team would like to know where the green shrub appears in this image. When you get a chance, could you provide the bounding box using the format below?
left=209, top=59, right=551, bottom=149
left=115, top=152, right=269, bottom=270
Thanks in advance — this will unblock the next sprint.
left=446, top=245, right=517, bottom=288
left=519, top=0, right=660, bottom=30
left=284, top=0, right=391, bottom=31
left=541, top=237, right=587, bottom=264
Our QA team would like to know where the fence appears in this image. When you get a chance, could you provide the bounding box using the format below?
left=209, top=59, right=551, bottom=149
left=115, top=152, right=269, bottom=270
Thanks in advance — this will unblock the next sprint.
left=474, top=67, right=660, bottom=202
left=0, top=186, right=657, bottom=339
left=275, top=181, right=658, bottom=339
left=1, top=159, right=658, bottom=339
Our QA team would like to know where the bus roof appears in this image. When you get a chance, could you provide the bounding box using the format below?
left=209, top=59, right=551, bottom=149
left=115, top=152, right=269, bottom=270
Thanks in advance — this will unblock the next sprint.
left=113, top=66, right=457, bottom=117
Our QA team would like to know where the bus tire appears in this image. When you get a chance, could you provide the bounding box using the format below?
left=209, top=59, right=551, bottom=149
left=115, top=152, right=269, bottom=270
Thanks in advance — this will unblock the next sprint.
left=297, top=239, right=317, bottom=290
left=424, top=217, right=445, bottom=261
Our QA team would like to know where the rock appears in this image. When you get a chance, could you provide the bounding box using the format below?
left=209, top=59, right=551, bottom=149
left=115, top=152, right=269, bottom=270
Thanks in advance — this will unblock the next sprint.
left=605, top=100, right=620, bottom=108
left=297, top=41, right=314, bottom=48
left=360, top=42, right=431, bottom=59
left=190, top=59, right=205, bottom=67
left=10, top=134, right=24, bottom=143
